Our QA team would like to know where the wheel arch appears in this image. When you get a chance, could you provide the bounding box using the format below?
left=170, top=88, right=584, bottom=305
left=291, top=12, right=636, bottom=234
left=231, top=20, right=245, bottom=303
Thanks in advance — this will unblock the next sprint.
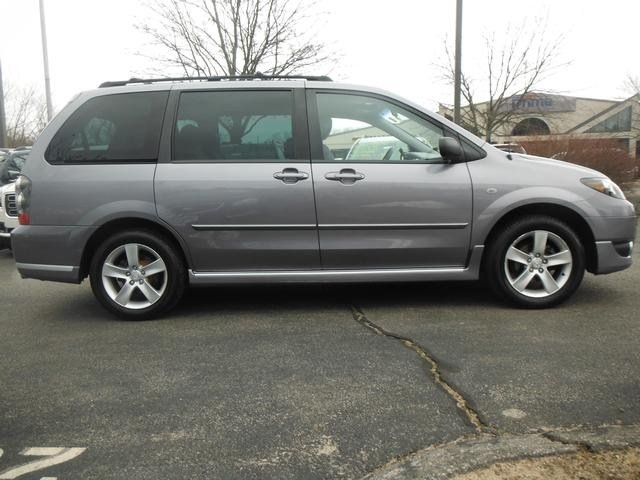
left=80, top=217, right=192, bottom=280
left=481, top=203, right=597, bottom=273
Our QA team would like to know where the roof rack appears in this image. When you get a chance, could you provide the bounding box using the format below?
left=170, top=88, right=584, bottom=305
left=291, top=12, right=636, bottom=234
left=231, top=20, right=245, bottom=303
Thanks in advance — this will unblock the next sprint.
left=99, top=74, right=332, bottom=88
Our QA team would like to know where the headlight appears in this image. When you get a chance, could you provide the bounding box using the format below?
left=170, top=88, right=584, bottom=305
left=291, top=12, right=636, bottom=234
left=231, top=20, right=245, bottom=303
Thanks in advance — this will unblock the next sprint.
left=580, top=177, right=626, bottom=200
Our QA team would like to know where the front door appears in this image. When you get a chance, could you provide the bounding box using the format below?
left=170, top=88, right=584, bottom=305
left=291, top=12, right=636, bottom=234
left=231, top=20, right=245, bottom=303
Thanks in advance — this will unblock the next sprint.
left=155, top=88, right=319, bottom=271
left=308, top=90, right=473, bottom=269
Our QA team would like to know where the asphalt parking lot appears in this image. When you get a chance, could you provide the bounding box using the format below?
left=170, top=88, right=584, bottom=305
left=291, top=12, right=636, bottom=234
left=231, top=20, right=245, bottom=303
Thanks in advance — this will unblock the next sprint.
left=1, top=226, right=638, bottom=479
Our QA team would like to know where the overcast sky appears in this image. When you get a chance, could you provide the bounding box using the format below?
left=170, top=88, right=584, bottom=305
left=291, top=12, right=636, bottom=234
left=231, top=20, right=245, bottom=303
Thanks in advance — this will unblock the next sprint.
left=1, top=0, right=639, bottom=114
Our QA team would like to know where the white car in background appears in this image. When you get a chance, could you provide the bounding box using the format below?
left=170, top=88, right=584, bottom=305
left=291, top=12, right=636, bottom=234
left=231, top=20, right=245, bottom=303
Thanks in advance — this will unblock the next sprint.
left=0, top=148, right=30, bottom=250
left=0, top=182, right=18, bottom=249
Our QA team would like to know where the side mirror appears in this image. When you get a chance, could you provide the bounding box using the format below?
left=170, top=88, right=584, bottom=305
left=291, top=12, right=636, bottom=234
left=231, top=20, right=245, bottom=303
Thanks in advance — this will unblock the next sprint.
left=439, top=137, right=463, bottom=163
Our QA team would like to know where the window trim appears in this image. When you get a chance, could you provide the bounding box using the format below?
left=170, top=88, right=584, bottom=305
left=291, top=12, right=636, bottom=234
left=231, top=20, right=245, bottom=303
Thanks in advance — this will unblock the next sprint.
left=167, top=88, right=307, bottom=164
left=44, top=91, right=170, bottom=166
left=306, top=89, right=473, bottom=165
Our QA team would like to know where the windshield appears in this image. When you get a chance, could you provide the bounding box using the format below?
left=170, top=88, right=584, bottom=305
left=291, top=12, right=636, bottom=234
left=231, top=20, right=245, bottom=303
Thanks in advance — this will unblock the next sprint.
left=0, top=152, right=28, bottom=186
left=378, top=108, right=442, bottom=152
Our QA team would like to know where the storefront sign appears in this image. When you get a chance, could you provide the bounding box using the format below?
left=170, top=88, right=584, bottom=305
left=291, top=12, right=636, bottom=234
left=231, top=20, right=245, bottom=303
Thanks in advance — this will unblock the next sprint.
left=502, top=93, right=576, bottom=113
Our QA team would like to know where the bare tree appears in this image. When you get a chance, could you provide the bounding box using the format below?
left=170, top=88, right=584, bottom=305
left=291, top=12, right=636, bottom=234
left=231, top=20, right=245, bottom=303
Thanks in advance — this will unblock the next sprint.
left=137, top=0, right=333, bottom=77
left=441, top=20, right=563, bottom=142
left=624, top=74, right=640, bottom=95
left=3, top=83, right=47, bottom=147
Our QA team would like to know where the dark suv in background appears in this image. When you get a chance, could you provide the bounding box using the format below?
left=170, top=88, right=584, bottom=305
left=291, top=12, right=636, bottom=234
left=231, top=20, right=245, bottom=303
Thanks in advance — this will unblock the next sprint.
left=11, top=76, right=636, bottom=319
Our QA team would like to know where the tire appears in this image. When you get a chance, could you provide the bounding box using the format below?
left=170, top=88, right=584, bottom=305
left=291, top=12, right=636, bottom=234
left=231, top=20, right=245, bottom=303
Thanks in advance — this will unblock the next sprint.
left=89, top=230, right=186, bottom=320
left=484, top=215, right=585, bottom=308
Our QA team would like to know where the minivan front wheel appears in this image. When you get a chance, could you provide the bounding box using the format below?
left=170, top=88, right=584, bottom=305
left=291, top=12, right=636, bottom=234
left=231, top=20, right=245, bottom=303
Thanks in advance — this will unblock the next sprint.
left=485, top=216, right=585, bottom=308
left=89, top=230, right=186, bottom=319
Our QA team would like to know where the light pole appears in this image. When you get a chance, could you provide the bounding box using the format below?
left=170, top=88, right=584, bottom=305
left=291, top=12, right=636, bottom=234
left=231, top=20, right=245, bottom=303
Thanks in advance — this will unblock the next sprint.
left=39, top=0, right=53, bottom=121
left=0, top=59, right=6, bottom=148
left=453, top=0, right=463, bottom=125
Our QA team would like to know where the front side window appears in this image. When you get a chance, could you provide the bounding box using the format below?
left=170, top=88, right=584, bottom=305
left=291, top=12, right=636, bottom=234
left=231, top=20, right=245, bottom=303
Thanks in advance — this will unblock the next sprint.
left=174, top=90, right=295, bottom=161
left=314, top=93, right=445, bottom=162
left=46, top=92, right=168, bottom=163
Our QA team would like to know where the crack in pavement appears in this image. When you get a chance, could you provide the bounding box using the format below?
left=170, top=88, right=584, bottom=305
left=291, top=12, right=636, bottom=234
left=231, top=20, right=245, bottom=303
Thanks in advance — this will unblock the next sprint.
left=542, top=431, right=592, bottom=452
left=351, top=304, right=495, bottom=435
left=349, top=301, right=640, bottom=478
left=360, top=425, right=640, bottom=479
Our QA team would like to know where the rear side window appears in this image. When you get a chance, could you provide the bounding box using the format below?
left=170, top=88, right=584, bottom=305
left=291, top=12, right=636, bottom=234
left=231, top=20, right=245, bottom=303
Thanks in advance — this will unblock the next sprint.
left=46, top=91, right=168, bottom=163
left=174, top=90, right=295, bottom=161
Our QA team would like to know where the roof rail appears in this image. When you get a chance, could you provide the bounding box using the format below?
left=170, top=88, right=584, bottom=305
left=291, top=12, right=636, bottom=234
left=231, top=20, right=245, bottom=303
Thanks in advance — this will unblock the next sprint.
left=99, top=74, right=332, bottom=88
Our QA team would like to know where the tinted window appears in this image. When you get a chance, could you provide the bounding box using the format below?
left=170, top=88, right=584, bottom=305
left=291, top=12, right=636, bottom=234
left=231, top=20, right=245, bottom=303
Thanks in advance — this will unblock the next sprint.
left=315, top=93, right=445, bottom=163
left=174, top=91, right=295, bottom=161
left=46, top=92, right=168, bottom=163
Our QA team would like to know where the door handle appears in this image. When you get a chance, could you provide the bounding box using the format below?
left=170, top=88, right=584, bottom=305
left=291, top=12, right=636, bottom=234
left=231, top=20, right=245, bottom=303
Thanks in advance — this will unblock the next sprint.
left=325, top=168, right=365, bottom=184
left=273, top=168, right=309, bottom=183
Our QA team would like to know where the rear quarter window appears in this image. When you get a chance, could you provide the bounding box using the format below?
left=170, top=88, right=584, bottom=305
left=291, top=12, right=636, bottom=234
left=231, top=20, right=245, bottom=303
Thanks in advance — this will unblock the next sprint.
left=45, top=91, right=169, bottom=164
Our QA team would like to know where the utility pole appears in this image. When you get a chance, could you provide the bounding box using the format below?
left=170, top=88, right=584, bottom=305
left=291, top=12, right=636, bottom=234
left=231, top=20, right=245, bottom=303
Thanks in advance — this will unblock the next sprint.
left=453, top=0, right=463, bottom=125
left=0, top=60, right=6, bottom=148
left=39, top=0, right=53, bottom=121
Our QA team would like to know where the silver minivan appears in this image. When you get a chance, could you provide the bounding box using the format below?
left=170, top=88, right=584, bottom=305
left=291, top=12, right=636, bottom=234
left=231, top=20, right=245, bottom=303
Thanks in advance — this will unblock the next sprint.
left=11, top=76, right=637, bottom=319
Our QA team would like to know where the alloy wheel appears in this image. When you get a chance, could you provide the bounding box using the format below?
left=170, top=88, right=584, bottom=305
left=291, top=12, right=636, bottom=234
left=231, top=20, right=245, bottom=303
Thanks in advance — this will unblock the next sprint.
left=101, top=243, right=168, bottom=309
left=503, top=230, right=573, bottom=298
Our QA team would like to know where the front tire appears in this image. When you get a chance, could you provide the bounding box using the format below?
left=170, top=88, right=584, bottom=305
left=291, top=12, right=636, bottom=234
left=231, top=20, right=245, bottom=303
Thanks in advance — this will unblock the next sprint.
left=484, top=216, right=585, bottom=308
left=89, top=230, right=186, bottom=320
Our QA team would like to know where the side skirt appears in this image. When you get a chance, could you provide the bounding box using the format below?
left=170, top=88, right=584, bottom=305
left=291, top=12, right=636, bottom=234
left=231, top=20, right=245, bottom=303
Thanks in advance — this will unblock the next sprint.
left=189, top=246, right=484, bottom=285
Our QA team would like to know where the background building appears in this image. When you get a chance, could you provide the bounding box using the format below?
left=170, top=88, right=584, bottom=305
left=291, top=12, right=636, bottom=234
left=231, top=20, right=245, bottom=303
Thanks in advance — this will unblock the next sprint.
left=439, top=92, right=640, bottom=160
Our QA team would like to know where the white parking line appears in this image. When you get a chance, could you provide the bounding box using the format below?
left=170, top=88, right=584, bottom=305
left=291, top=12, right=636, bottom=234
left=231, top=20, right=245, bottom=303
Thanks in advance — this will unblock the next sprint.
left=20, top=448, right=65, bottom=457
left=0, top=447, right=86, bottom=480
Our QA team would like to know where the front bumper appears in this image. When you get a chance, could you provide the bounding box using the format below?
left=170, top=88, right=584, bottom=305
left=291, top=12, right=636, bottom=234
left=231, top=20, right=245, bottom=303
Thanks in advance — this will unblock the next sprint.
left=0, top=222, right=11, bottom=249
left=588, top=213, right=636, bottom=274
left=595, top=240, right=634, bottom=274
left=0, top=221, right=11, bottom=238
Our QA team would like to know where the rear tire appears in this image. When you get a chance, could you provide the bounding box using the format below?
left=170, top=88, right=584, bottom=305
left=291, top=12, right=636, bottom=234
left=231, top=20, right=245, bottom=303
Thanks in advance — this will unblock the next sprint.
left=89, top=230, right=186, bottom=320
left=484, top=215, right=585, bottom=308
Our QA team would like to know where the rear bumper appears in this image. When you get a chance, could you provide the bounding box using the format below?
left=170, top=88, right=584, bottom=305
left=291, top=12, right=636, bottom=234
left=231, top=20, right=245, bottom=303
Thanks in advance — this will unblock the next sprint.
left=15, top=262, right=81, bottom=282
left=12, top=225, right=95, bottom=283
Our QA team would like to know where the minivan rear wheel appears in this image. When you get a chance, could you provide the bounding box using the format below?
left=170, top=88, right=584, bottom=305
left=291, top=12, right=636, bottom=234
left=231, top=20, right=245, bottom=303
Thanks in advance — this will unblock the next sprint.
left=89, top=230, right=186, bottom=320
left=485, top=216, right=585, bottom=308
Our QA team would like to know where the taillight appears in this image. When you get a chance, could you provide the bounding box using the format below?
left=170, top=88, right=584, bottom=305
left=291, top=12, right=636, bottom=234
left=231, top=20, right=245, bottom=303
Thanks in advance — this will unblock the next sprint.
left=18, top=212, right=30, bottom=225
left=15, top=175, right=32, bottom=225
